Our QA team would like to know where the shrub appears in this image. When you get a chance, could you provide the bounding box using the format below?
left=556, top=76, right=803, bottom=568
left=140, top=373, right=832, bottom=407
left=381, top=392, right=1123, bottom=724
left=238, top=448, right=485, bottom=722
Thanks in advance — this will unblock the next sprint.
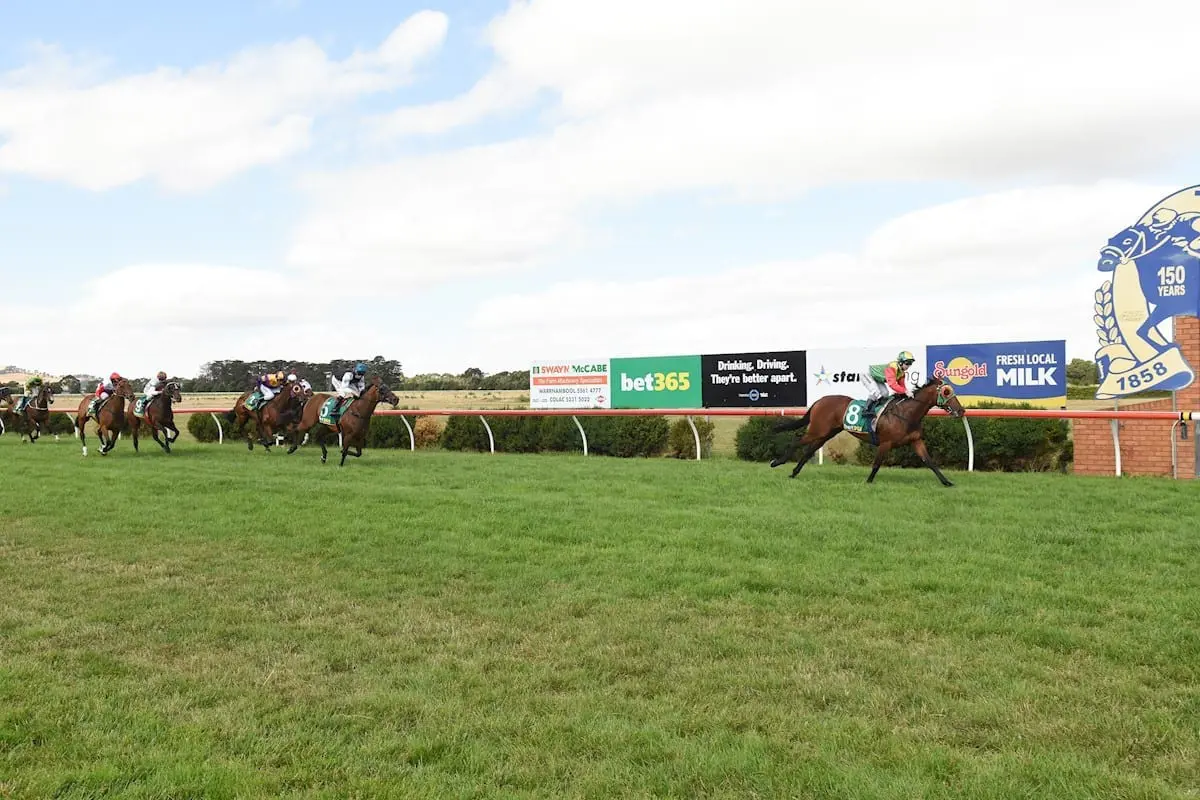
left=440, top=416, right=490, bottom=451
left=365, top=415, right=419, bottom=449
left=853, top=402, right=1072, bottom=472
left=46, top=411, right=76, bottom=435
left=188, top=410, right=262, bottom=443
left=586, top=416, right=670, bottom=458
left=668, top=417, right=715, bottom=459
left=735, top=416, right=804, bottom=462
left=439, top=414, right=668, bottom=457
left=188, top=412, right=226, bottom=443
left=413, top=416, right=443, bottom=448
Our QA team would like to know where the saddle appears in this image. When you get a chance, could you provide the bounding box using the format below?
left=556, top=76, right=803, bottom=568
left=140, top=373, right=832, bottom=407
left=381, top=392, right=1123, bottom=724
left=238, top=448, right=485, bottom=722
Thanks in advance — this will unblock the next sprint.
left=245, top=390, right=265, bottom=411
left=87, top=395, right=109, bottom=418
left=319, top=396, right=351, bottom=427
left=843, top=396, right=895, bottom=446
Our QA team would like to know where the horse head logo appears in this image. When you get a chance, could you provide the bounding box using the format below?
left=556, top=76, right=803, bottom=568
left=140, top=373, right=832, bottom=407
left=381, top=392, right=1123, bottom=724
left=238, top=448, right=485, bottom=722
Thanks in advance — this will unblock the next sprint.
left=1093, top=186, right=1200, bottom=399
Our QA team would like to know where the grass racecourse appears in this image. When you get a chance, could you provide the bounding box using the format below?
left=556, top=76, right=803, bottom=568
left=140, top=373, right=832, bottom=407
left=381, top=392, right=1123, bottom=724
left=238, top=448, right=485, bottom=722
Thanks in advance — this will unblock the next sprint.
left=0, top=436, right=1197, bottom=799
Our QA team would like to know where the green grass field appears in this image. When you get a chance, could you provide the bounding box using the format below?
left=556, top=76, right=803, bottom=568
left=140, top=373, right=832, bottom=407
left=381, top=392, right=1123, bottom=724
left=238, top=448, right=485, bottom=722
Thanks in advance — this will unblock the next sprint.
left=1, top=438, right=1196, bottom=798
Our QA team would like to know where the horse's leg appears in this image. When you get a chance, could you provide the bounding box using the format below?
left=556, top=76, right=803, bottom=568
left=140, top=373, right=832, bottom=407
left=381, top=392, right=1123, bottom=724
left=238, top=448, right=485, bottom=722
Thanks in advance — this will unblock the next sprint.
left=131, top=418, right=141, bottom=452
left=77, top=415, right=89, bottom=456
left=770, top=436, right=800, bottom=469
left=788, top=443, right=819, bottom=477
left=162, top=420, right=178, bottom=451
left=865, top=442, right=894, bottom=483
left=789, top=429, right=839, bottom=478
left=151, top=423, right=169, bottom=453
left=912, top=438, right=953, bottom=487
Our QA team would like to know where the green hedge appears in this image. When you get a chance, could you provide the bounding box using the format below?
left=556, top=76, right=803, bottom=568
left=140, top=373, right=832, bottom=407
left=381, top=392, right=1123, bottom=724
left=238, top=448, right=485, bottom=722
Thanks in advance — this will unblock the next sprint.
left=852, top=402, right=1072, bottom=472
left=668, top=417, right=715, bottom=459
left=440, top=415, right=669, bottom=457
left=735, top=416, right=805, bottom=462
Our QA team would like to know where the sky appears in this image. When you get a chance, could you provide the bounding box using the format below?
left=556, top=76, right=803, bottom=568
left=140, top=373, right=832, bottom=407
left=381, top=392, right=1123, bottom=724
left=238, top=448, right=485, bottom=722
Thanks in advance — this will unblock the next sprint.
left=2, top=0, right=1198, bottom=379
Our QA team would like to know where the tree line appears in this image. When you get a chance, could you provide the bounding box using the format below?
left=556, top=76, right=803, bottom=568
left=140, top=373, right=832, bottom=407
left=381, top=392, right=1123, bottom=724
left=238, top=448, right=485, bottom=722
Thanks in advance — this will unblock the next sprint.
left=2, top=356, right=530, bottom=394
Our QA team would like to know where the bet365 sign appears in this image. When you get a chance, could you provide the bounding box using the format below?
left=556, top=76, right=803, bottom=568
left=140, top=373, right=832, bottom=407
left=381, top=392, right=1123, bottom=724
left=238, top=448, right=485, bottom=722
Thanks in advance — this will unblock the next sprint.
left=610, top=355, right=702, bottom=409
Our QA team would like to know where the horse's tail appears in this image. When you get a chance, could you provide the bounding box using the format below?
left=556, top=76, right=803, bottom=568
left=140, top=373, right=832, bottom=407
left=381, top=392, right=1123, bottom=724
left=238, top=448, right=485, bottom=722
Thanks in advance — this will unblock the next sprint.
left=773, top=409, right=811, bottom=433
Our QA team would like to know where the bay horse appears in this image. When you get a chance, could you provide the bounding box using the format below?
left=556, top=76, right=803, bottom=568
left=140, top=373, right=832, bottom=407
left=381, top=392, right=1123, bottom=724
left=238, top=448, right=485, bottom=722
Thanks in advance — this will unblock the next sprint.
left=286, top=377, right=399, bottom=465
left=5, top=383, right=55, bottom=442
left=225, top=381, right=311, bottom=451
left=126, top=381, right=183, bottom=453
left=75, top=378, right=135, bottom=456
left=770, top=376, right=966, bottom=486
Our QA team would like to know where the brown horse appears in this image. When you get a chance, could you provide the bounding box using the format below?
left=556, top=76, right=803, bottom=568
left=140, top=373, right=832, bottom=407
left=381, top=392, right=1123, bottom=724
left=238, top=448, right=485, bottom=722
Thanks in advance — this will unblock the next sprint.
left=126, top=381, right=183, bottom=453
left=75, top=378, right=135, bottom=456
left=225, top=380, right=311, bottom=451
left=770, top=376, right=966, bottom=486
left=4, top=383, right=55, bottom=442
left=287, top=376, right=399, bottom=465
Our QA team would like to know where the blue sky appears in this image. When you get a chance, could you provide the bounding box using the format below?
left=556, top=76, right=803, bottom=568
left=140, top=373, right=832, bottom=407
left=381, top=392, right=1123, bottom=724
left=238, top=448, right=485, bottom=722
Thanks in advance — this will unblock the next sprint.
left=3, top=0, right=1198, bottom=379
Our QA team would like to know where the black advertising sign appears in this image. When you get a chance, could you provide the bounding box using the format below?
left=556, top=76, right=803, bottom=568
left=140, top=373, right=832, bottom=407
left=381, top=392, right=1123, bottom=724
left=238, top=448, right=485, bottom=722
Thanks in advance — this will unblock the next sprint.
left=701, top=350, right=807, bottom=407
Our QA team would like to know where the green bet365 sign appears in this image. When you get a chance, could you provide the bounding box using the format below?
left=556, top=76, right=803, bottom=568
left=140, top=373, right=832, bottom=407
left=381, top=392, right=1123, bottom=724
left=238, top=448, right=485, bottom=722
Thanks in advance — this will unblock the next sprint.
left=610, top=355, right=702, bottom=409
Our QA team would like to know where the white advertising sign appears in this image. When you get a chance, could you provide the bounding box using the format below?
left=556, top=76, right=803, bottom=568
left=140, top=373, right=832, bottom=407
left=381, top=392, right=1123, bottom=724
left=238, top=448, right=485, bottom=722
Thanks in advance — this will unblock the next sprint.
left=806, top=346, right=928, bottom=404
left=530, top=358, right=612, bottom=409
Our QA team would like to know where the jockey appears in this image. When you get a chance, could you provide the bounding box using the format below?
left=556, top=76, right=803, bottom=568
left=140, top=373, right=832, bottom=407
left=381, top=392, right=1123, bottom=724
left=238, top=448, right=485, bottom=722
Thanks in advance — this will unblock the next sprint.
left=95, top=372, right=122, bottom=404
left=17, top=375, right=43, bottom=412
left=337, top=363, right=368, bottom=401
left=862, top=351, right=915, bottom=425
left=143, top=371, right=168, bottom=401
left=256, top=370, right=283, bottom=403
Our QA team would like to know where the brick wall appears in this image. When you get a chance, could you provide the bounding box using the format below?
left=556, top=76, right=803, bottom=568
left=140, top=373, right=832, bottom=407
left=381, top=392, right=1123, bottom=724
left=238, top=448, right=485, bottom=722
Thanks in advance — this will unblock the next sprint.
left=1074, top=316, right=1199, bottom=478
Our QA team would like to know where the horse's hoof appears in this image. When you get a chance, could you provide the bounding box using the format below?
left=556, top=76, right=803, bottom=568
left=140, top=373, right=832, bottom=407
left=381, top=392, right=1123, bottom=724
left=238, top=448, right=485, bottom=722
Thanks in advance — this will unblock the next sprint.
left=769, top=459, right=783, bottom=468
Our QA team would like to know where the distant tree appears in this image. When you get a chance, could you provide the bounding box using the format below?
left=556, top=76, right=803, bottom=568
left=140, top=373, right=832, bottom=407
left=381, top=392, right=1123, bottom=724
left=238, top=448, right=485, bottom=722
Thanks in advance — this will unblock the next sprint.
left=59, top=375, right=81, bottom=393
left=462, top=367, right=484, bottom=389
left=1066, top=358, right=1099, bottom=385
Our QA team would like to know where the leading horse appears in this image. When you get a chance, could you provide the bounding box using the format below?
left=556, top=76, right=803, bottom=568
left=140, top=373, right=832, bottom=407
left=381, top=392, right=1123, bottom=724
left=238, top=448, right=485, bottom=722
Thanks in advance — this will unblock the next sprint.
left=126, top=381, right=183, bottom=453
left=770, top=376, right=965, bottom=486
left=75, top=378, right=135, bottom=456
left=287, top=376, right=399, bottom=465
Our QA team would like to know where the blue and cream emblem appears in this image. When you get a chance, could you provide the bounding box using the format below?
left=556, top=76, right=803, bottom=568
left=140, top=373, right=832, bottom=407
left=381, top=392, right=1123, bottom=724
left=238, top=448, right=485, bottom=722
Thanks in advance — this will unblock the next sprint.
left=1094, top=185, right=1200, bottom=399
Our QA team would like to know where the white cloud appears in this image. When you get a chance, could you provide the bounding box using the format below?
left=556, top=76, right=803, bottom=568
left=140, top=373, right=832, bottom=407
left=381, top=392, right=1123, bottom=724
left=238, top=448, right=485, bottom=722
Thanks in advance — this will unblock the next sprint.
left=0, top=11, right=448, bottom=192
left=467, top=181, right=1175, bottom=362
left=304, top=0, right=1200, bottom=288
left=5, top=182, right=1179, bottom=379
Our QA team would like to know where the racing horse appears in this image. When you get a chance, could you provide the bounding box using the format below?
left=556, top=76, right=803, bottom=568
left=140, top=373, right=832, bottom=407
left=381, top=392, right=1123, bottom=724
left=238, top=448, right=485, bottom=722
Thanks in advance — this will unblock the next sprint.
left=125, top=381, right=183, bottom=453
left=286, top=376, right=399, bottom=465
left=75, top=378, right=135, bottom=456
left=769, top=375, right=965, bottom=486
left=3, top=382, right=55, bottom=442
left=225, top=380, right=311, bottom=451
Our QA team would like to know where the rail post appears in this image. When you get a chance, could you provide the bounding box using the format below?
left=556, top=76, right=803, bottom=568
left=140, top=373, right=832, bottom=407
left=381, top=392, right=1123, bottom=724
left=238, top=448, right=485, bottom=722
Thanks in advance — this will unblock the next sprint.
left=210, top=413, right=223, bottom=444
left=962, top=416, right=974, bottom=472
left=480, top=415, right=495, bottom=454
left=686, top=415, right=701, bottom=460
left=572, top=415, right=588, bottom=456
left=400, top=415, right=415, bottom=451
left=1111, top=401, right=1122, bottom=477
left=1171, top=419, right=1181, bottom=479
